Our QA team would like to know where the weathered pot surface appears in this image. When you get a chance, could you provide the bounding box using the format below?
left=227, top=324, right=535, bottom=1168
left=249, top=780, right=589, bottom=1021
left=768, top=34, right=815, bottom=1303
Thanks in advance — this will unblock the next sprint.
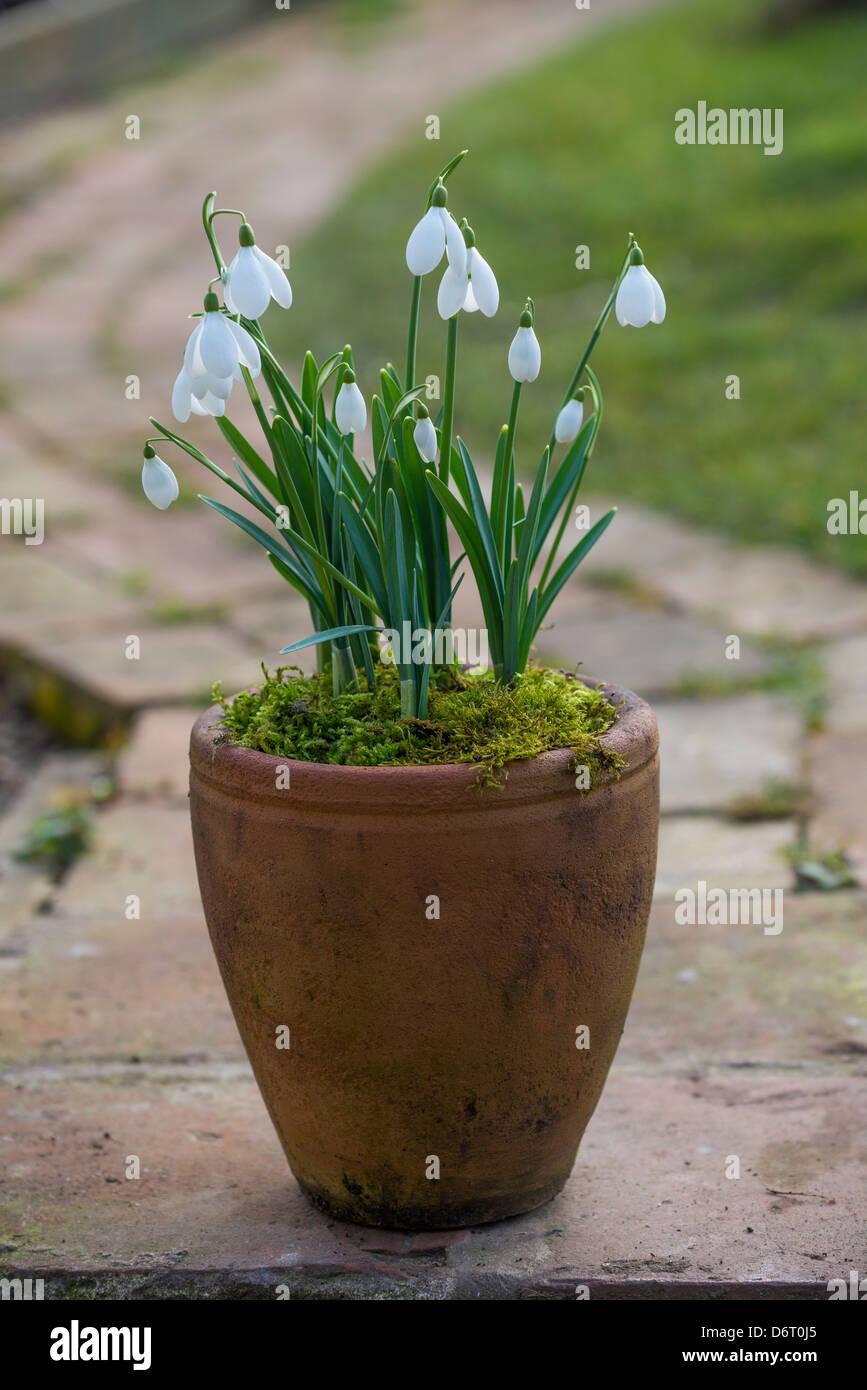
left=189, top=677, right=659, bottom=1229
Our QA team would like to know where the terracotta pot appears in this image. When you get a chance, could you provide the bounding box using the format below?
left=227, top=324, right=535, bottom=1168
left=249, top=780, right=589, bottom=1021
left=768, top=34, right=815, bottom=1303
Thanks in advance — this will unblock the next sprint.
left=189, top=678, right=659, bottom=1230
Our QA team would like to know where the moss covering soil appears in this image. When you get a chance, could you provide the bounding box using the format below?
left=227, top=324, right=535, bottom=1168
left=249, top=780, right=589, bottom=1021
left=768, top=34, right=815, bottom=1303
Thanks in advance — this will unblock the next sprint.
left=214, top=663, right=623, bottom=787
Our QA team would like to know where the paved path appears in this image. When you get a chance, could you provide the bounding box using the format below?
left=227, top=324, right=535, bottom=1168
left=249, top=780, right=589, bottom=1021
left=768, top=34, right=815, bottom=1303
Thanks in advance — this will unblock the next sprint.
left=0, top=0, right=865, bottom=1298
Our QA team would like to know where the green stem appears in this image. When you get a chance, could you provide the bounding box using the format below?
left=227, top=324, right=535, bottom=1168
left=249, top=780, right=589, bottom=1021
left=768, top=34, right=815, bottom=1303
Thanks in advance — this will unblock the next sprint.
left=400, top=677, right=417, bottom=719
left=201, top=193, right=226, bottom=276
left=540, top=369, right=604, bottom=590
left=331, top=642, right=358, bottom=696
left=439, top=315, right=459, bottom=484
left=496, top=380, right=522, bottom=567
left=309, top=392, right=329, bottom=559
left=405, top=276, right=422, bottom=392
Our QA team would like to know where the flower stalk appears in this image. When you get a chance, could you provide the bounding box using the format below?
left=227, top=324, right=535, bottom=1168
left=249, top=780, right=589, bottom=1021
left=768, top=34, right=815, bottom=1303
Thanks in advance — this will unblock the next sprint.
left=141, top=155, right=664, bottom=718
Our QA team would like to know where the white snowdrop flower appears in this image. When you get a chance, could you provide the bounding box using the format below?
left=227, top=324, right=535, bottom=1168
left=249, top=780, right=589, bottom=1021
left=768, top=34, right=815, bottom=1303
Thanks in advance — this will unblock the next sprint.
left=437, top=264, right=469, bottom=320
left=141, top=447, right=179, bottom=510
left=615, top=249, right=666, bottom=327
left=171, top=367, right=197, bottom=423
left=172, top=296, right=260, bottom=421
left=196, top=292, right=262, bottom=380
left=193, top=390, right=227, bottom=417
left=554, top=396, right=584, bottom=444
left=224, top=223, right=292, bottom=319
left=436, top=223, right=499, bottom=320
left=405, top=182, right=467, bottom=280
left=335, top=371, right=367, bottom=436
left=465, top=246, right=498, bottom=316
left=171, top=358, right=232, bottom=423
left=190, top=370, right=233, bottom=401
left=508, top=306, right=541, bottom=383
left=413, top=408, right=438, bottom=463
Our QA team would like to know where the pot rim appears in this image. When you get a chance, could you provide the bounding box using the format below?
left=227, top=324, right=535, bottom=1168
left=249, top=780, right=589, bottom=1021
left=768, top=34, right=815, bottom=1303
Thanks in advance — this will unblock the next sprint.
left=189, top=675, right=658, bottom=812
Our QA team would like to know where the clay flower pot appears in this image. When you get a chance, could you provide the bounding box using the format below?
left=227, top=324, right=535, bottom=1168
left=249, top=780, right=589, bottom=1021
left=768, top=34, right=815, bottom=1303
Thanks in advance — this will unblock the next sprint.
left=189, top=679, right=659, bottom=1229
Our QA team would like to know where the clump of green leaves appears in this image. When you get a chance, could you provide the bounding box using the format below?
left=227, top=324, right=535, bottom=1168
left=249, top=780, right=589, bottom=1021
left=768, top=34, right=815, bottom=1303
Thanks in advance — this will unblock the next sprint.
left=14, top=805, right=93, bottom=880
left=144, top=154, right=653, bottom=721
left=785, top=844, right=859, bottom=892
left=214, top=663, right=622, bottom=786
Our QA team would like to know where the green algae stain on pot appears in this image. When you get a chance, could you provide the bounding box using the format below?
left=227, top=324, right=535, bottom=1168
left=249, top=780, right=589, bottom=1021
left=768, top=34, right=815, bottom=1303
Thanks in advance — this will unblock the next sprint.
left=189, top=679, right=659, bottom=1230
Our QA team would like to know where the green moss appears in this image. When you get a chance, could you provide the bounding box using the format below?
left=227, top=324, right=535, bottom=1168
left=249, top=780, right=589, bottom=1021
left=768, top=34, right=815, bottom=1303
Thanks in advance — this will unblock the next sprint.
left=214, top=663, right=622, bottom=787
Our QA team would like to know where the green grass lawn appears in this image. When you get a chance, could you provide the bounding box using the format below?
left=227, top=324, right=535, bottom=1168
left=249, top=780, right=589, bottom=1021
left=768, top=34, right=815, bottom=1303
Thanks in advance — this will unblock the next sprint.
left=271, top=0, right=867, bottom=576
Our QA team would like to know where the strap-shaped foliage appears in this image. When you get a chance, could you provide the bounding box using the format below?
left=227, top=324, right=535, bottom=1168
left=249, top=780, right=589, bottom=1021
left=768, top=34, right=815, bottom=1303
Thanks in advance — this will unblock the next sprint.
left=144, top=160, right=652, bottom=716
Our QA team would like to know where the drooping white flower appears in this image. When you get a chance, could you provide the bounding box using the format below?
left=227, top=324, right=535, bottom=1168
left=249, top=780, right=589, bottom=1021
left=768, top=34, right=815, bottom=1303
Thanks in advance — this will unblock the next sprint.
left=335, top=372, right=367, bottom=435
left=171, top=364, right=230, bottom=423
left=615, top=250, right=666, bottom=327
left=224, top=223, right=292, bottom=319
left=508, top=307, right=541, bottom=383
left=172, top=293, right=261, bottom=421
left=199, top=302, right=261, bottom=380
left=141, top=448, right=179, bottom=510
left=413, top=409, right=438, bottom=463
left=405, top=182, right=467, bottom=280
left=555, top=396, right=584, bottom=444
left=436, top=224, right=499, bottom=320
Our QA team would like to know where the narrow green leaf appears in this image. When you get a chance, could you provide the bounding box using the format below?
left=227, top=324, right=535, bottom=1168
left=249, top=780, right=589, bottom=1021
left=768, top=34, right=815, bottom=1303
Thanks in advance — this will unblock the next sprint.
left=280, top=623, right=380, bottom=655
left=537, top=508, right=617, bottom=622
left=216, top=416, right=280, bottom=498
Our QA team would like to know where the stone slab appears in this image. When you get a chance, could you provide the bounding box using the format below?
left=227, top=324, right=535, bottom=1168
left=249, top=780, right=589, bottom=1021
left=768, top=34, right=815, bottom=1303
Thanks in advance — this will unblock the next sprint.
left=0, top=548, right=140, bottom=643
left=0, top=1062, right=862, bottom=1298
left=654, top=694, right=803, bottom=814
left=0, top=887, right=864, bottom=1297
left=49, top=802, right=201, bottom=925
left=580, top=497, right=867, bottom=641
left=536, top=598, right=767, bottom=697
left=655, top=816, right=794, bottom=901
left=20, top=625, right=263, bottom=711
left=804, top=730, right=867, bottom=887
left=115, top=708, right=200, bottom=801
left=823, top=635, right=867, bottom=733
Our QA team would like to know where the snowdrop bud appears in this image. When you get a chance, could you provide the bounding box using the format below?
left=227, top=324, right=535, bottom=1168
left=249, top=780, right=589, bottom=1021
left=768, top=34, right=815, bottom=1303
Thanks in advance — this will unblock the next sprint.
left=406, top=183, right=448, bottom=276
left=615, top=247, right=666, bottom=327
left=555, top=393, right=585, bottom=444
left=413, top=405, right=438, bottom=463
left=141, top=446, right=179, bottom=511
left=335, top=370, right=367, bottom=435
left=508, top=306, right=541, bottom=383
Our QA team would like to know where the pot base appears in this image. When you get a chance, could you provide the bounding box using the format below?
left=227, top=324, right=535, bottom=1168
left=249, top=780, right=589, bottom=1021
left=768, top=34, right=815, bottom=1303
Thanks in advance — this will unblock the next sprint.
left=297, top=1174, right=567, bottom=1231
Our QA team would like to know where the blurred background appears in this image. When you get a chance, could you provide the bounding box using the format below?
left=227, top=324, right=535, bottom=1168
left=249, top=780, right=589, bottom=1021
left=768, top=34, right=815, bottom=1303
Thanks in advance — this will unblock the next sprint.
left=1, top=0, right=866, bottom=1292
left=0, top=0, right=864, bottom=844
